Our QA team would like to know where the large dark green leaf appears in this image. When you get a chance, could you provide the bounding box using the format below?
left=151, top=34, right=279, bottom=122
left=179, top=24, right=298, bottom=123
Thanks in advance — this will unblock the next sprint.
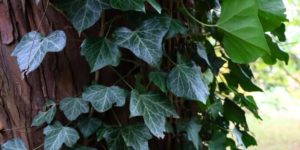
left=208, top=131, right=226, bottom=150
left=110, top=0, right=146, bottom=12
left=77, top=118, right=102, bottom=138
left=56, top=0, right=110, bottom=33
left=217, top=0, right=270, bottom=63
left=178, top=119, right=202, bottom=150
left=262, top=35, right=289, bottom=65
left=129, top=90, right=178, bottom=138
left=11, top=31, right=66, bottom=74
left=113, top=17, right=169, bottom=66
left=60, top=97, right=89, bottom=121
left=82, top=84, right=127, bottom=112
left=167, top=64, right=209, bottom=103
left=81, top=38, right=121, bottom=72
left=223, top=99, right=247, bottom=128
left=149, top=71, right=167, bottom=93
left=43, top=122, right=80, bottom=150
left=258, top=0, right=288, bottom=31
left=1, top=138, right=27, bottom=150
left=32, top=100, right=57, bottom=126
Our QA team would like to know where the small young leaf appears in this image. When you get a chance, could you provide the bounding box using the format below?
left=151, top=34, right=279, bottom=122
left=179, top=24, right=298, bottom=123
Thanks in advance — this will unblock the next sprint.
left=130, top=90, right=178, bottom=138
left=31, top=100, right=57, bottom=127
left=56, top=0, right=110, bottom=33
left=59, top=97, right=89, bottom=121
left=1, top=138, right=27, bottom=150
left=217, top=0, right=270, bottom=63
left=110, top=0, right=146, bottom=12
left=208, top=131, right=226, bottom=150
left=149, top=71, right=167, bottom=93
left=196, top=42, right=210, bottom=66
left=113, top=17, right=169, bottom=66
left=177, top=119, right=202, bottom=150
left=165, top=18, right=188, bottom=39
left=81, top=38, right=121, bottom=72
left=43, top=122, right=80, bottom=150
left=77, top=118, right=102, bottom=138
left=167, top=64, right=209, bottom=103
left=11, top=31, right=66, bottom=74
left=82, top=84, right=127, bottom=112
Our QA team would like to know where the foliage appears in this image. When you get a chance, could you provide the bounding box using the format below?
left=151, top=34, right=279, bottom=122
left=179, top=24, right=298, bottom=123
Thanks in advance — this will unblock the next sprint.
left=2, top=0, right=289, bottom=149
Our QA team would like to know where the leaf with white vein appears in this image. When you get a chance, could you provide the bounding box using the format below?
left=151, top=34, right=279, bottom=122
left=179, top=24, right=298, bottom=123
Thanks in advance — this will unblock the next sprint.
left=81, top=38, right=121, bottom=72
left=11, top=31, right=66, bottom=74
left=110, top=0, right=146, bottom=12
left=82, top=84, right=127, bottom=112
left=129, top=90, right=178, bottom=138
left=59, top=97, right=89, bottom=121
left=77, top=118, right=102, bottom=138
left=167, top=64, right=209, bottom=103
left=1, top=138, right=27, bottom=150
left=32, top=100, right=57, bottom=126
left=113, top=17, right=169, bottom=66
left=43, top=122, right=80, bottom=150
left=56, top=0, right=110, bottom=33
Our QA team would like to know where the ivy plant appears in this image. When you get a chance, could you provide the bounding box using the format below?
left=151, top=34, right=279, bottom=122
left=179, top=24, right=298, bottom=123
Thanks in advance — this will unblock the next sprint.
left=2, top=0, right=289, bottom=150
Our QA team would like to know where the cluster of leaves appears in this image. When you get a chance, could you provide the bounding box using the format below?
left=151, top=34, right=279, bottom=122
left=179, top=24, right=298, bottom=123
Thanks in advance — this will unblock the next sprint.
left=1, top=0, right=288, bottom=150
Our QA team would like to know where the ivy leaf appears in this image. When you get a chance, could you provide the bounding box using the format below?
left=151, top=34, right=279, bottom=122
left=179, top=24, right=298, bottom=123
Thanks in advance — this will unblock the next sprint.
left=1, top=138, right=27, bottom=150
left=110, top=0, right=146, bottom=12
left=147, top=0, right=161, bottom=13
left=178, top=119, right=202, bottom=150
left=82, top=84, right=127, bottom=112
left=149, top=71, right=167, bottom=93
left=167, top=64, right=209, bottom=103
left=196, top=42, right=210, bottom=66
left=166, top=18, right=188, bottom=39
left=77, top=118, right=102, bottom=138
left=262, top=35, right=289, bottom=65
left=32, top=100, right=57, bottom=127
left=101, top=124, right=152, bottom=150
left=224, top=99, right=247, bottom=128
left=242, top=132, right=257, bottom=148
left=208, top=131, right=226, bottom=150
left=233, top=128, right=246, bottom=149
left=113, top=17, right=169, bottom=66
left=217, top=0, right=270, bottom=63
left=72, top=145, right=97, bottom=150
left=81, top=38, right=121, bottom=72
left=56, top=0, right=110, bottom=33
left=121, top=124, right=152, bottom=150
left=11, top=31, right=66, bottom=74
left=207, top=101, right=223, bottom=120
left=129, top=90, right=178, bottom=138
left=258, top=0, right=288, bottom=31
left=59, top=97, right=89, bottom=121
left=43, top=122, right=80, bottom=150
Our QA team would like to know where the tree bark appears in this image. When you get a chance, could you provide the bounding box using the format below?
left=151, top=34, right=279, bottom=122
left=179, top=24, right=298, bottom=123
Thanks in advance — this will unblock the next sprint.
left=0, top=0, right=91, bottom=149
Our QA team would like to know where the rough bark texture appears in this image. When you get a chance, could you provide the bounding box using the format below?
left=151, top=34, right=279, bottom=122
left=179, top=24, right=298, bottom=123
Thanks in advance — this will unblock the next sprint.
left=0, top=0, right=91, bottom=148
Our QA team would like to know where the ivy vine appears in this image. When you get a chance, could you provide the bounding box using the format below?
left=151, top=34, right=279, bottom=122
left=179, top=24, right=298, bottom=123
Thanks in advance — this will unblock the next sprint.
left=1, top=0, right=288, bottom=150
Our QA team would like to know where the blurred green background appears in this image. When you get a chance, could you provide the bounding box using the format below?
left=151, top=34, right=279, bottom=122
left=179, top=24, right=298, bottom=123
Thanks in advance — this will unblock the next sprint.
left=248, top=0, right=300, bottom=149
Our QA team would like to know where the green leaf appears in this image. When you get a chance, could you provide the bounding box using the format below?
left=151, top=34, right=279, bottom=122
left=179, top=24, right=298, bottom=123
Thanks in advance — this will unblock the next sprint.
left=178, top=119, right=202, bottom=150
left=223, top=99, right=247, bottom=128
left=208, top=131, right=226, bottom=150
left=59, top=97, right=89, bottom=121
left=81, top=38, right=121, bottom=72
left=165, top=18, right=188, bottom=39
left=72, top=145, right=97, bottom=150
left=258, top=0, right=288, bottom=31
left=207, top=101, right=223, bottom=120
left=129, top=90, right=178, bottom=138
left=196, top=42, right=210, bottom=66
left=43, top=122, right=80, bottom=150
left=217, top=0, right=270, bottom=63
left=147, top=0, right=162, bottom=13
left=77, top=118, right=102, bottom=138
left=82, top=84, right=127, bottom=112
left=110, top=0, right=145, bottom=12
left=121, top=124, right=152, bottom=150
left=56, top=0, right=110, bottom=33
left=262, top=35, right=289, bottom=65
left=242, top=132, right=257, bottom=148
left=167, top=64, right=209, bottom=103
left=11, top=31, right=66, bottom=74
left=32, top=100, right=57, bottom=126
left=1, top=138, right=27, bottom=150
left=149, top=71, right=167, bottom=93
left=113, top=17, right=169, bottom=66
left=233, top=128, right=246, bottom=149
left=101, top=124, right=152, bottom=150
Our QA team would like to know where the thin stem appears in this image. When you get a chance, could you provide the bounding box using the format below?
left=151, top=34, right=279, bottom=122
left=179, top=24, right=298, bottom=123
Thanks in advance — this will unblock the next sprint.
left=114, top=64, right=139, bottom=85
left=32, top=144, right=44, bottom=150
left=110, top=67, right=134, bottom=89
left=112, top=110, right=122, bottom=127
left=164, top=54, right=177, bottom=66
left=180, top=0, right=217, bottom=27
left=2, top=126, right=31, bottom=132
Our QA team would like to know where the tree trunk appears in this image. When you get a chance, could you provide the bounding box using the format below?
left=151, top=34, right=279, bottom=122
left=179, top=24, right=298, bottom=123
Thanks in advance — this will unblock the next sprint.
left=0, top=0, right=92, bottom=148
